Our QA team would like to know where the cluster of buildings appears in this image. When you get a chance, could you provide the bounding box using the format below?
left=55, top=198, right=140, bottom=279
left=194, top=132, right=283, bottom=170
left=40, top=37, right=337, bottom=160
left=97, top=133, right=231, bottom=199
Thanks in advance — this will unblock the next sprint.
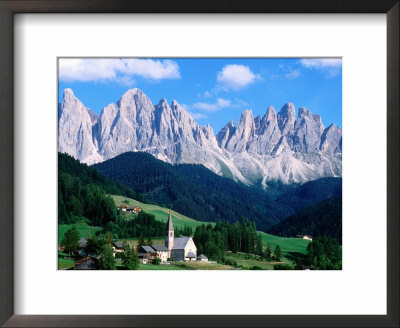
left=72, top=213, right=208, bottom=269
left=138, top=213, right=207, bottom=263
left=117, top=204, right=142, bottom=214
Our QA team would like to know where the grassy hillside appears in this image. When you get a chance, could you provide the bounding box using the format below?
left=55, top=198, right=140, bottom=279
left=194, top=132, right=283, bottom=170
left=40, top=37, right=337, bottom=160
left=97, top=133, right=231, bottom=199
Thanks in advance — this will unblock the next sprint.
left=259, top=232, right=310, bottom=255
left=268, top=197, right=342, bottom=244
left=112, top=195, right=215, bottom=231
left=58, top=195, right=309, bottom=258
left=111, top=194, right=310, bottom=255
left=58, top=222, right=102, bottom=244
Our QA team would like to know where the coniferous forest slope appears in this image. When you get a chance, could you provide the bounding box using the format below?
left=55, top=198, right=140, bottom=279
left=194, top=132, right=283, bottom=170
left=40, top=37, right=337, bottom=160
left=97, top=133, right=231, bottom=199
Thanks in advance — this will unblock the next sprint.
left=268, top=197, right=342, bottom=243
left=93, top=151, right=342, bottom=232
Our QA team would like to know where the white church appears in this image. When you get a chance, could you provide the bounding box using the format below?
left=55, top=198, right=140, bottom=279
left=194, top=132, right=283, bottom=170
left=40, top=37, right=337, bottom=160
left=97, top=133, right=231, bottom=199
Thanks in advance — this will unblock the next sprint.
left=165, top=213, right=197, bottom=261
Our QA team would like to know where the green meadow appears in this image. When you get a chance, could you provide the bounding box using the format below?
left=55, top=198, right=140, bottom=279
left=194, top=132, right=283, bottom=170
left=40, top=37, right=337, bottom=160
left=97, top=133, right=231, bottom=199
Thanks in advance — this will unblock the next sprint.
left=111, top=195, right=215, bottom=231
left=57, top=195, right=311, bottom=270
left=111, top=194, right=310, bottom=256
left=58, top=222, right=103, bottom=244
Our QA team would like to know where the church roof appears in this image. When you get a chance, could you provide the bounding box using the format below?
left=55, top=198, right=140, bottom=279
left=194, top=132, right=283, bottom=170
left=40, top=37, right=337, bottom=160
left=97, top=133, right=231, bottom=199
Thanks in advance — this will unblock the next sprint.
left=113, top=241, right=125, bottom=248
left=141, top=245, right=156, bottom=253
left=172, top=237, right=191, bottom=250
left=152, top=245, right=168, bottom=252
left=166, top=213, right=174, bottom=232
left=186, top=252, right=196, bottom=258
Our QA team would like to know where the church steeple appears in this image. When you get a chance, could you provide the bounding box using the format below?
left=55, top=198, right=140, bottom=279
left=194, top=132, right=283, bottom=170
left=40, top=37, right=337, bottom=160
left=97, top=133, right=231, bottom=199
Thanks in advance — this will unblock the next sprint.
left=165, top=213, right=174, bottom=251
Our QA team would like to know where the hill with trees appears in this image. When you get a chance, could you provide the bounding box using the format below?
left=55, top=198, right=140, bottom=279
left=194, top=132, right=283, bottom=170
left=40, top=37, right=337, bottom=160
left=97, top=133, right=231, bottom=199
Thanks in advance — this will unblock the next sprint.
left=94, top=152, right=287, bottom=231
left=59, top=152, right=140, bottom=200
left=276, top=177, right=342, bottom=213
left=94, top=152, right=342, bottom=232
left=267, top=197, right=342, bottom=243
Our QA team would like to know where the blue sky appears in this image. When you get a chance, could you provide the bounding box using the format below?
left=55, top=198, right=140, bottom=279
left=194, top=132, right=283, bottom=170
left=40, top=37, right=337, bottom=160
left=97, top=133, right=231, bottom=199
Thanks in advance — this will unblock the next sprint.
left=58, top=58, right=342, bottom=132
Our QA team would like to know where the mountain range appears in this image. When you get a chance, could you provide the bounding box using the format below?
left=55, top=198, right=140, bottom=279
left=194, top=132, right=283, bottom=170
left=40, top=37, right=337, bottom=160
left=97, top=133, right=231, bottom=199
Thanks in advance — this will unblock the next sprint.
left=58, top=88, right=342, bottom=185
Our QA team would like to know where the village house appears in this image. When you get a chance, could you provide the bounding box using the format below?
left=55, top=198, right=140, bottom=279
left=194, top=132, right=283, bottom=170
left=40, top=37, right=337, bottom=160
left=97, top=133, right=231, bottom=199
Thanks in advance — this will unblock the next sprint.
left=296, top=235, right=313, bottom=241
left=118, top=204, right=127, bottom=211
left=75, top=256, right=98, bottom=270
left=119, top=205, right=142, bottom=214
left=133, top=206, right=142, bottom=214
left=197, top=254, right=208, bottom=262
left=72, top=237, right=88, bottom=257
left=151, top=245, right=169, bottom=262
left=112, top=241, right=126, bottom=256
left=138, top=245, right=157, bottom=263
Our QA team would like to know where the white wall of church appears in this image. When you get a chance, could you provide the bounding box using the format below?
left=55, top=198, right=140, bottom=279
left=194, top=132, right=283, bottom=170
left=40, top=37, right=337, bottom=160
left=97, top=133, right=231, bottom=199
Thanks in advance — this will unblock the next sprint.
left=184, top=239, right=197, bottom=255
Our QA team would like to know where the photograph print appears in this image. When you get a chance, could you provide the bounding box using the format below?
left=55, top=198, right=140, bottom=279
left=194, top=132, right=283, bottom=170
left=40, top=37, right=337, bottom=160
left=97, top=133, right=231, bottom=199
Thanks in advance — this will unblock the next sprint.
left=58, top=58, right=342, bottom=271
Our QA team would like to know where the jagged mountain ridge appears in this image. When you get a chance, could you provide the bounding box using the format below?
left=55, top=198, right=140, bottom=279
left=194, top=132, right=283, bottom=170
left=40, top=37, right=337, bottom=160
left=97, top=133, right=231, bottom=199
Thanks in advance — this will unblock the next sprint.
left=58, top=88, right=342, bottom=185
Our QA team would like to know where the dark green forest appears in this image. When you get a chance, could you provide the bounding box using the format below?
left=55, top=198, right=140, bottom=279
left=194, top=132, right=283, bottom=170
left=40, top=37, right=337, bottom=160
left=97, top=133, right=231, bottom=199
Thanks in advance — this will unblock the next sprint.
left=276, top=177, right=342, bottom=213
left=268, top=197, right=342, bottom=243
left=58, top=170, right=120, bottom=225
left=59, top=151, right=342, bottom=249
left=94, top=152, right=342, bottom=232
left=305, top=236, right=342, bottom=270
left=193, top=219, right=263, bottom=261
left=104, top=211, right=193, bottom=239
left=59, top=152, right=140, bottom=200
left=93, top=152, right=283, bottom=231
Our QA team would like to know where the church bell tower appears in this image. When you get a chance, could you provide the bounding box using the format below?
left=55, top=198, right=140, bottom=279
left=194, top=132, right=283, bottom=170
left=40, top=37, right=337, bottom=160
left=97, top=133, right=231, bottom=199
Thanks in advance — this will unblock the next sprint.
left=165, top=213, right=174, bottom=251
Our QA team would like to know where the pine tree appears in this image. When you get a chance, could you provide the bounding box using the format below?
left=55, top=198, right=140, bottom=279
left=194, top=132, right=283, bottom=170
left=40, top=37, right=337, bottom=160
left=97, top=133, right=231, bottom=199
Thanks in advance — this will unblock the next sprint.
left=265, top=243, right=272, bottom=260
left=274, top=245, right=281, bottom=261
left=146, top=236, right=153, bottom=246
left=122, top=245, right=139, bottom=270
left=98, top=245, right=116, bottom=270
left=61, top=226, right=80, bottom=256
left=137, top=234, right=145, bottom=250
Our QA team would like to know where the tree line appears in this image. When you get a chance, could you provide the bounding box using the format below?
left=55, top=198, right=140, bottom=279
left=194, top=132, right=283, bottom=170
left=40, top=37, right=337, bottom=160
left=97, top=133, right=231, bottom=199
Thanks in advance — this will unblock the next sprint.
left=104, top=211, right=193, bottom=240
left=59, top=171, right=119, bottom=226
left=193, top=219, right=264, bottom=261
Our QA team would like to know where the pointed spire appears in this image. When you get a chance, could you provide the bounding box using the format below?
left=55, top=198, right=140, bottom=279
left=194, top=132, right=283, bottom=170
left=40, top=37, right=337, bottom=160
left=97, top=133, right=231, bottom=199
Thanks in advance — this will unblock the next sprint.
left=166, top=212, right=174, bottom=232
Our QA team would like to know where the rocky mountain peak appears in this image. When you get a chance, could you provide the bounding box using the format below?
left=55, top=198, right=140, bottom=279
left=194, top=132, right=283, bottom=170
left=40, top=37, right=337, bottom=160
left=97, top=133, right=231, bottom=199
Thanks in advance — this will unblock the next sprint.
left=298, top=106, right=311, bottom=118
left=277, top=102, right=296, bottom=135
left=171, top=99, right=181, bottom=108
left=59, top=88, right=342, bottom=185
left=320, top=123, right=342, bottom=153
left=63, top=88, right=75, bottom=100
left=158, top=97, right=168, bottom=105
left=265, top=106, right=277, bottom=122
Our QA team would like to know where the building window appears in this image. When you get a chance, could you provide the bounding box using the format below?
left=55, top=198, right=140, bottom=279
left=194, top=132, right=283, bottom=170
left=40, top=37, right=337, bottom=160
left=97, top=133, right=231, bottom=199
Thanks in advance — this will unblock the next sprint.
left=170, top=232, right=173, bottom=237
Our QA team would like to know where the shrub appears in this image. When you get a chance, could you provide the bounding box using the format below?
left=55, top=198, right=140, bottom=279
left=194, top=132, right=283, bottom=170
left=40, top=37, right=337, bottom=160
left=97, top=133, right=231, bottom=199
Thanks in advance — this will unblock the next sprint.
left=153, top=258, right=161, bottom=265
left=273, top=264, right=294, bottom=270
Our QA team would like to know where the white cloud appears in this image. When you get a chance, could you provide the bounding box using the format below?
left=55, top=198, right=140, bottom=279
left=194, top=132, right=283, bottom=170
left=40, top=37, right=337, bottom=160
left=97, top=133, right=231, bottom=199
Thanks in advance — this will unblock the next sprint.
left=192, top=98, right=231, bottom=112
left=123, top=59, right=181, bottom=80
left=300, top=58, right=342, bottom=69
left=217, top=64, right=260, bottom=90
left=285, top=69, right=300, bottom=79
left=203, top=91, right=212, bottom=98
left=189, top=112, right=208, bottom=119
left=59, top=58, right=181, bottom=83
left=299, top=58, right=342, bottom=78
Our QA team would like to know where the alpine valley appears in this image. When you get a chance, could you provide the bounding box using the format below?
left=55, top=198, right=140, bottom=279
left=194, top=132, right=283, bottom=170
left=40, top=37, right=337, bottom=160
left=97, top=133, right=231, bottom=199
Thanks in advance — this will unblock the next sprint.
left=58, top=85, right=342, bottom=271
left=58, top=87, right=342, bottom=186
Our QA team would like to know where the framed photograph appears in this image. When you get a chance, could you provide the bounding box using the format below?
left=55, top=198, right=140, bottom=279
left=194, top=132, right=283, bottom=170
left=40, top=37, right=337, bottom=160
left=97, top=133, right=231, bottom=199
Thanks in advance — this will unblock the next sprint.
left=0, top=1, right=398, bottom=327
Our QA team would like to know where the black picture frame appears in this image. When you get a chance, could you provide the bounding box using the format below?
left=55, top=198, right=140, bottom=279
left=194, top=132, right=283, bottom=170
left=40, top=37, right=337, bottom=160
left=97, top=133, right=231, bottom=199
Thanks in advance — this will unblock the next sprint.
left=0, top=1, right=398, bottom=327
